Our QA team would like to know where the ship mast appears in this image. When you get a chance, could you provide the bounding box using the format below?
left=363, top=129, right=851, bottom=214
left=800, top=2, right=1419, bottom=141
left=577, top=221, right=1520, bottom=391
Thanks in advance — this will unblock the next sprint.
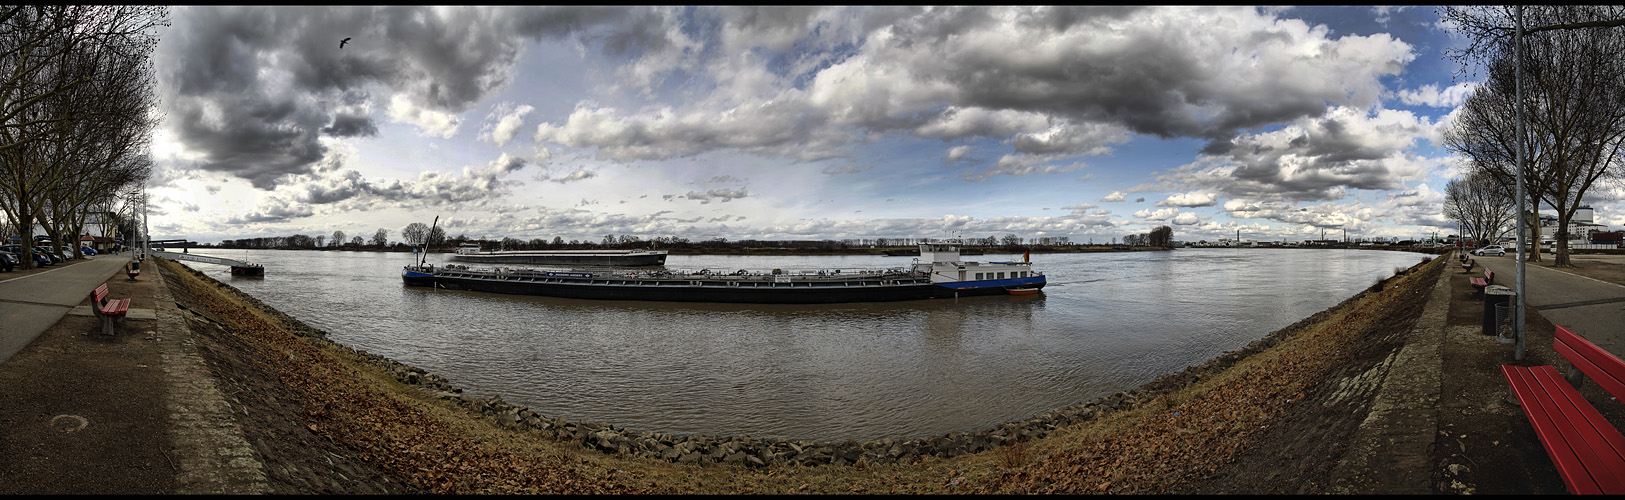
left=419, top=216, right=439, bottom=267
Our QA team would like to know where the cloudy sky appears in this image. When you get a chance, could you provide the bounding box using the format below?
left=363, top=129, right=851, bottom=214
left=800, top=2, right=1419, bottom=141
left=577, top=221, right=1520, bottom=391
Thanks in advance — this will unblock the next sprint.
left=145, top=5, right=1624, bottom=245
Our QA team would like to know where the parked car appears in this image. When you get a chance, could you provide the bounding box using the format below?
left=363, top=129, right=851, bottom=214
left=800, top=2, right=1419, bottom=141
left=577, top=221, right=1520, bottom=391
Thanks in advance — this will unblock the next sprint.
left=1472, top=245, right=1506, bottom=256
left=34, top=246, right=62, bottom=264
left=0, top=251, right=16, bottom=272
left=80, top=246, right=97, bottom=256
left=2, top=245, right=49, bottom=267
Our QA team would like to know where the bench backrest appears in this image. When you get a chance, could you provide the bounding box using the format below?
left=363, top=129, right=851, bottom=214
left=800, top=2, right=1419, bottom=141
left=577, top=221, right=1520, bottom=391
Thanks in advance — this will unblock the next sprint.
left=92, top=283, right=108, bottom=305
left=1485, top=269, right=1494, bottom=283
left=1555, top=325, right=1625, bottom=402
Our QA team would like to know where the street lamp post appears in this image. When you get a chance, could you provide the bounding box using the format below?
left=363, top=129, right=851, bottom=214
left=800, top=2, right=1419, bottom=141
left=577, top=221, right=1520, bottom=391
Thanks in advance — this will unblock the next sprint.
left=1513, top=5, right=1529, bottom=360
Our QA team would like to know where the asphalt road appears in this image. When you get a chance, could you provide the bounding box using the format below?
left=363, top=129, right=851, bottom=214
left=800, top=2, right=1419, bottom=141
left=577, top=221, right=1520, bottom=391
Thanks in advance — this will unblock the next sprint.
left=1473, top=253, right=1625, bottom=356
left=0, top=256, right=129, bottom=364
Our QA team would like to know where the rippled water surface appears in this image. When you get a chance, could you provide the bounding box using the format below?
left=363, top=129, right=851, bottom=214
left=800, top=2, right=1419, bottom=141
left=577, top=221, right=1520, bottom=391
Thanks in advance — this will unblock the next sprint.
left=175, top=247, right=1428, bottom=441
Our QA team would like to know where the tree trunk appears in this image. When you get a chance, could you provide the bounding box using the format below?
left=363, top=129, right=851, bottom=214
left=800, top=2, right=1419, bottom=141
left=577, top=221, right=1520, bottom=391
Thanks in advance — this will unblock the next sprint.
left=17, top=212, right=35, bottom=270
left=1526, top=207, right=1544, bottom=262
left=1554, top=210, right=1575, bottom=267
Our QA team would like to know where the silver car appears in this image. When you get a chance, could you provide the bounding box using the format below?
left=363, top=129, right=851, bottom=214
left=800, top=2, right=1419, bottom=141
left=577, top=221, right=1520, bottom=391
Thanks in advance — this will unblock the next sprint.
left=1472, top=245, right=1506, bottom=256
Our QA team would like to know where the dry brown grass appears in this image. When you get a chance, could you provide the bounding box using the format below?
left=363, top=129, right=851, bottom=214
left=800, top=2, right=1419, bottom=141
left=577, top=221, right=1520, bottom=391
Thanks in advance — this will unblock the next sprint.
left=994, top=441, right=1030, bottom=468
left=955, top=255, right=1444, bottom=494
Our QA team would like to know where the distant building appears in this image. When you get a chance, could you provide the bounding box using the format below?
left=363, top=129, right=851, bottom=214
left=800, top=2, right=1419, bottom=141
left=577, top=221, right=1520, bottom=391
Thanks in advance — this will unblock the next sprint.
left=80, top=234, right=114, bottom=252
left=1523, top=206, right=1609, bottom=244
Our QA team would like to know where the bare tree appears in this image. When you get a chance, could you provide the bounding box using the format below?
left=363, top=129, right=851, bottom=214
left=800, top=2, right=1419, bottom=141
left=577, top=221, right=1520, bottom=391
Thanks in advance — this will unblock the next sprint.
left=401, top=222, right=428, bottom=246
left=371, top=228, right=389, bottom=247
left=0, top=6, right=165, bottom=268
left=1148, top=225, right=1173, bottom=248
left=1442, top=5, right=1625, bottom=266
left=427, top=225, right=445, bottom=247
left=1443, top=171, right=1516, bottom=248
left=35, top=30, right=157, bottom=258
left=331, top=230, right=345, bottom=248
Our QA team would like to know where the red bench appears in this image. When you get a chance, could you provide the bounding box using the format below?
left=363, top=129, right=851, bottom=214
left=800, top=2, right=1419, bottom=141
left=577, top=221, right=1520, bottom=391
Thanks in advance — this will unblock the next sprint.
left=125, top=261, right=140, bottom=281
left=89, top=283, right=130, bottom=336
left=1463, top=257, right=1476, bottom=273
left=1502, top=325, right=1625, bottom=494
left=1470, top=269, right=1494, bottom=294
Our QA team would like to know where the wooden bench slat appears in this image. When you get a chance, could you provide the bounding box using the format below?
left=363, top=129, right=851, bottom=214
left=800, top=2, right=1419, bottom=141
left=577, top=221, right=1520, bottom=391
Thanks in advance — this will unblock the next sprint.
left=1470, top=270, right=1495, bottom=292
left=101, top=298, right=129, bottom=316
left=1557, top=326, right=1625, bottom=403
left=1505, top=366, right=1611, bottom=494
left=1526, top=365, right=1625, bottom=493
left=1556, top=340, right=1625, bottom=408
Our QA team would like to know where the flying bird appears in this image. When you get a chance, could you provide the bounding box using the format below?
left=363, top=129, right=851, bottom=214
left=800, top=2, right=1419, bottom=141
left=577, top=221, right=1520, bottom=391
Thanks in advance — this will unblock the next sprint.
left=340, top=37, right=351, bottom=49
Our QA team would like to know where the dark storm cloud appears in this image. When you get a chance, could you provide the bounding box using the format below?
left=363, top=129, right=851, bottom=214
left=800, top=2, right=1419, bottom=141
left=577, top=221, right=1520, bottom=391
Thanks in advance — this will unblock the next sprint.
left=1134, top=104, right=1437, bottom=204
left=160, top=6, right=634, bottom=189
left=322, top=114, right=379, bottom=137
left=225, top=196, right=315, bottom=224
left=879, top=6, right=1412, bottom=144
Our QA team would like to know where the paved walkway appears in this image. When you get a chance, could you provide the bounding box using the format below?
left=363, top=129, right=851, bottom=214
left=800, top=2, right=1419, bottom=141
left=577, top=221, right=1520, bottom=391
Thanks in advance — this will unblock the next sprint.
left=0, top=255, right=268, bottom=494
left=1328, top=252, right=1451, bottom=494
left=0, top=255, right=133, bottom=364
left=1474, top=254, right=1625, bottom=355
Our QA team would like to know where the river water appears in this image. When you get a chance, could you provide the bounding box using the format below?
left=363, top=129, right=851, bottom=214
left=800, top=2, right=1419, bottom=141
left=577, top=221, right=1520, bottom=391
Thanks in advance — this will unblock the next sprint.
left=172, top=247, right=1427, bottom=442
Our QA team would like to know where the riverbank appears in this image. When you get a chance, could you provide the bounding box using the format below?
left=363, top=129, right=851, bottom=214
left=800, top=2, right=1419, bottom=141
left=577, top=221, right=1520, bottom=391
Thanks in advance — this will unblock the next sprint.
left=11, top=250, right=1585, bottom=493
left=178, top=252, right=1437, bottom=493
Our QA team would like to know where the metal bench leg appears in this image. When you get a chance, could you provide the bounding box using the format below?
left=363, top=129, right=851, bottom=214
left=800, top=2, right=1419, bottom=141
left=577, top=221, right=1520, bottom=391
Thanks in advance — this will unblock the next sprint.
left=1565, top=363, right=1587, bottom=389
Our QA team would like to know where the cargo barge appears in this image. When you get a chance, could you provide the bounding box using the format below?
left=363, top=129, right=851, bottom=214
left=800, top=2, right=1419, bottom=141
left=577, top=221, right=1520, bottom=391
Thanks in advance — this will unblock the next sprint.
left=404, top=243, right=1044, bottom=304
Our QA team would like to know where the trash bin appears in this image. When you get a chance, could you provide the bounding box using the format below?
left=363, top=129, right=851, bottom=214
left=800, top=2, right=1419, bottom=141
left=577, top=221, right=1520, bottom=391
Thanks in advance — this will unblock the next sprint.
left=1483, top=285, right=1515, bottom=336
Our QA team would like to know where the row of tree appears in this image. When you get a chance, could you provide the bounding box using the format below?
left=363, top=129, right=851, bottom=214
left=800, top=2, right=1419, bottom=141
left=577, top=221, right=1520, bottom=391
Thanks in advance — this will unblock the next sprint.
left=1441, top=6, right=1625, bottom=266
left=215, top=224, right=1125, bottom=252
left=1121, top=226, right=1174, bottom=248
left=0, top=6, right=166, bottom=269
left=222, top=228, right=392, bottom=250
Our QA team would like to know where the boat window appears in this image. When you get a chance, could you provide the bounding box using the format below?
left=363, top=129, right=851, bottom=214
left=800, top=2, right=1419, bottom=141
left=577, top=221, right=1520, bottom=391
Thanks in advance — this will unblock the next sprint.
left=975, top=272, right=983, bottom=280
left=997, top=272, right=1005, bottom=279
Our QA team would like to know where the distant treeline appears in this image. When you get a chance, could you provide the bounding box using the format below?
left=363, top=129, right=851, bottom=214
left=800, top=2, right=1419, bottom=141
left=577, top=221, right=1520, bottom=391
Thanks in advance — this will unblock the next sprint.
left=209, top=233, right=1159, bottom=254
